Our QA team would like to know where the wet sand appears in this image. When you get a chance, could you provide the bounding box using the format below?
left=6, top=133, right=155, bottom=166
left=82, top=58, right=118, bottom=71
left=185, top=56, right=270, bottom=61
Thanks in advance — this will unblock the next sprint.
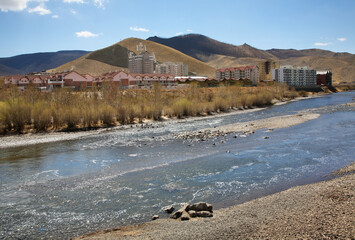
left=74, top=163, right=355, bottom=240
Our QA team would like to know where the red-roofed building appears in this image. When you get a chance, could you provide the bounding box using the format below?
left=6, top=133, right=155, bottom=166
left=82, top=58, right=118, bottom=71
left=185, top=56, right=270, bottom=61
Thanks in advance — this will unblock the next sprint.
left=216, top=65, right=259, bottom=84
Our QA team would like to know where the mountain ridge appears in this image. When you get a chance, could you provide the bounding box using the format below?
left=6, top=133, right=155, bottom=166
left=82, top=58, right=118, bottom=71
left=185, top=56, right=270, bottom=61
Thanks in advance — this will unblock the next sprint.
left=0, top=50, right=91, bottom=75
left=51, top=37, right=216, bottom=77
left=147, top=34, right=355, bottom=83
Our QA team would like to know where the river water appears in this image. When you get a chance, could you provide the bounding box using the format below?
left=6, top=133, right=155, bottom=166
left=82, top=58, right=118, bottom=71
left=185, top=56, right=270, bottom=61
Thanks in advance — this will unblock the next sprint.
left=0, top=92, right=354, bottom=239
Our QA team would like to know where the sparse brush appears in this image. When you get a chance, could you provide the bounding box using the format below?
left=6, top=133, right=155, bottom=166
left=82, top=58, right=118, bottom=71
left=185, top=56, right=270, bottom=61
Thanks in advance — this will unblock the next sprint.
left=298, top=90, right=309, bottom=97
left=99, top=105, right=115, bottom=126
left=6, top=101, right=32, bottom=133
left=116, top=106, right=127, bottom=124
left=32, top=102, right=52, bottom=132
left=63, top=108, right=81, bottom=130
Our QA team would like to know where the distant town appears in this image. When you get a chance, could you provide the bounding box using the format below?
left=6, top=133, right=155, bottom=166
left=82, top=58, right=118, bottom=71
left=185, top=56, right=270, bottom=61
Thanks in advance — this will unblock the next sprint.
left=3, top=43, right=332, bottom=92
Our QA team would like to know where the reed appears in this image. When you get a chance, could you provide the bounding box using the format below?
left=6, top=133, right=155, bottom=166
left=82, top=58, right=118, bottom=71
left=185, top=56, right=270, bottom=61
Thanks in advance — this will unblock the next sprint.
left=0, top=83, right=303, bottom=134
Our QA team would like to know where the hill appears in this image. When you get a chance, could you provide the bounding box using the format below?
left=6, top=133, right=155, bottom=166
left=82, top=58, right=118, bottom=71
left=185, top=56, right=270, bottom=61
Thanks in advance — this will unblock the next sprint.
left=0, top=63, right=21, bottom=75
left=147, top=34, right=275, bottom=61
left=119, top=38, right=215, bottom=76
left=148, top=34, right=354, bottom=84
left=0, top=50, right=90, bottom=75
left=47, top=55, right=128, bottom=76
left=52, top=38, right=216, bottom=77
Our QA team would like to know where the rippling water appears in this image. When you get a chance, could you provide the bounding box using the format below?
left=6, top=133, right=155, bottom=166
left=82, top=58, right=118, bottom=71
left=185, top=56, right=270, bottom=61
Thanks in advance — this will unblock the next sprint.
left=0, top=92, right=354, bottom=239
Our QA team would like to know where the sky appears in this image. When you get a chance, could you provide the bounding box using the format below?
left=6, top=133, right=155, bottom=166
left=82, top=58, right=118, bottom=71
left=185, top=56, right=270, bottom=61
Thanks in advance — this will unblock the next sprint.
left=0, top=0, right=354, bottom=57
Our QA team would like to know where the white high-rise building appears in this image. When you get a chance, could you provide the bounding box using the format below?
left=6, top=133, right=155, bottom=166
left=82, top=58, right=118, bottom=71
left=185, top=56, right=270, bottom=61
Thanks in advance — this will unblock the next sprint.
left=272, top=66, right=316, bottom=87
left=128, top=43, right=155, bottom=74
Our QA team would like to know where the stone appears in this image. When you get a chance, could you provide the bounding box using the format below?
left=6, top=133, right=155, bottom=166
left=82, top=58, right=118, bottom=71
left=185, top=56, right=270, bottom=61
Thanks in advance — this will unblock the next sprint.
left=164, top=206, right=175, bottom=214
left=170, top=210, right=183, bottom=219
left=152, top=215, right=159, bottom=220
left=263, top=136, right=270, bottom=139
left=180, top=211, right=190, bottom=221
left=179, top=203, right=190, bottom=212
left=196, top=211, right=213, bottom=218
left=188, top=202, right=213, bottom=212
left=188, top=210, right=197, bottom=218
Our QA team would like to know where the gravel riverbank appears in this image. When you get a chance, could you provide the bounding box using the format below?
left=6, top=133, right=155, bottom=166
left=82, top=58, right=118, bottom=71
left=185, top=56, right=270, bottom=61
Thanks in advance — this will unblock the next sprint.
left=74, top=163, right=355, bottom=240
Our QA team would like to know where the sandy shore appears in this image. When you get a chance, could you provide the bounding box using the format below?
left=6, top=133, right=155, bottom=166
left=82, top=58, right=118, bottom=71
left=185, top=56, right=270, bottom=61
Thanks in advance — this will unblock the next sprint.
left=74, top=163, right=355, bottom=240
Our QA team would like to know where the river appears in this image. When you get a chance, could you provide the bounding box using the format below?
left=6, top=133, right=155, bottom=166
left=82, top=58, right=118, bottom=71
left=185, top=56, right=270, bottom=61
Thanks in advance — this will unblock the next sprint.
left=0, top=91, right=354, bottom=239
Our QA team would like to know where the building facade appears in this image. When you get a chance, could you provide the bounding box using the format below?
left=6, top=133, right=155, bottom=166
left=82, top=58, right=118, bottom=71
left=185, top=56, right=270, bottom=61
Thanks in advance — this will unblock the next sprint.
left=316, top=71, right=332, bottom=86
left=156, top=62, right=188, bottom=76
left=272, top=66, right=317, bottom=87
left=258, top=59, right=279, bottom=81
left=216, top=65, right=260, bottom=84
left=128, top=43, right=155, bottom=74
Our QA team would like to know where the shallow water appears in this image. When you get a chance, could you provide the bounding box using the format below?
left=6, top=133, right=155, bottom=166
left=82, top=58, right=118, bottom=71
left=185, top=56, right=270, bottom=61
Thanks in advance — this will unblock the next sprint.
left=0, top=92, right=354, bottom=239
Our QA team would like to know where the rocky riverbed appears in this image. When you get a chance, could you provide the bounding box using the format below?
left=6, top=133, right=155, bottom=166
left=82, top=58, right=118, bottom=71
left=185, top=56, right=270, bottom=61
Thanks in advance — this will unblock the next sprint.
left=74, top=163, right=355, bottom=240
left=174, top=113, right=320, bottom=142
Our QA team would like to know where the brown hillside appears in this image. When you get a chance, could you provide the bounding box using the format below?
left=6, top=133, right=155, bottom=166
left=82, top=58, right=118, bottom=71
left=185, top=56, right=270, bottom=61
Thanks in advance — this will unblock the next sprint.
left=205, top=54, right=355, bottom=84
left=147, top=34, right=276, bottom=61
left=49, top=55, right=127, bottom=76
left=280, top=56, right=355, bottom=84
left=50, top=37, right=215, bottom=77
left=119, top=38, right=216, bottom=77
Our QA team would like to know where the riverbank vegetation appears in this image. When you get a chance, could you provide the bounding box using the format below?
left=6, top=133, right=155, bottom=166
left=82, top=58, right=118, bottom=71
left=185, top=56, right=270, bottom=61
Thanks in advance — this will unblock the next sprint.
left=0, top=83, right=304, bottom=135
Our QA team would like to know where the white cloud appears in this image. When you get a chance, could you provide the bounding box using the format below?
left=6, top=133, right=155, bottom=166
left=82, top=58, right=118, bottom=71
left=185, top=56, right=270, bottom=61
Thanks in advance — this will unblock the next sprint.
left=63, top=0, right=107, bottom=8
left=186, top=29, right=193, bottom=32
left=337, top=37, right=347, bottom=42
left=75, top=30, right=99, bottom=38
left=28, top=3, right=51, bottom=15
left=0, top=0, right=28, bottom=12
left=52, top=14, right=58, bottom=18
left=63, top=0, right=84, bottom=3
left=94, top=0, right=106, bottom=8
left=70, top=8, right=76, bottom=14
left=314, top=42, right=332, bottom=46
left=0, top=0, right=48, bottom=12
left=130, top=26, right=149, bottom=32
left=175, top=32, right=183, bottom=36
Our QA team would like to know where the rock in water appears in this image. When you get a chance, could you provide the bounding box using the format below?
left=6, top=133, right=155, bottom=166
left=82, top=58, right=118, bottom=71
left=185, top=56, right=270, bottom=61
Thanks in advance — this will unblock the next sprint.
left=188, top=202, right=213, bottom=212
left=152, top=215, right=159, bottom=220
left=196, top=211, right=213, bottom=218
left=164, top=206, right=175, bottom=214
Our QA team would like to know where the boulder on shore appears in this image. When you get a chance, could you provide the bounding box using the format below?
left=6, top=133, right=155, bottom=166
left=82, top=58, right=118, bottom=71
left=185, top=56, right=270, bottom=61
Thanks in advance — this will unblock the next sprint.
left=164, top=206, right=175, bottom=214
left=196, top=211, right=213, bottom=218
left=152, top=215, right=159, bottom=220
left=170, top=210, right=183, bottom=219
left=187, top=202, right=213, bottom=212
left=169, top=202, right=213, bottom=220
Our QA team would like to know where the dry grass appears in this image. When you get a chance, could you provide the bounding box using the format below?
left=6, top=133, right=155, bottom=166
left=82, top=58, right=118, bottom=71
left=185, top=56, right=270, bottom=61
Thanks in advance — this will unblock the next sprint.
left=0, top=83, right=301, bottom=135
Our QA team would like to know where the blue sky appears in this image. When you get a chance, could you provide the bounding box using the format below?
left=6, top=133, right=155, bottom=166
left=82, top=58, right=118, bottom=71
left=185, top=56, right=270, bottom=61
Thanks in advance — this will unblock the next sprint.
left=0, top=0, right=354, bottom=57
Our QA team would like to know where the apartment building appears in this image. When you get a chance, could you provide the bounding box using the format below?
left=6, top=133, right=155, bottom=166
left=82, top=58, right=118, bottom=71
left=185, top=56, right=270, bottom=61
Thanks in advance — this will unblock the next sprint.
left=216, top=65, right=260, bottom=84
left=128, top=51, right=155, bottom=74
left=258, top=59, right=279, bottom=81
left=316, top=71, right=332, bottom=86
left=156, top=62, right=188, bottom=76
left=272, top=66, right=317, bottom=87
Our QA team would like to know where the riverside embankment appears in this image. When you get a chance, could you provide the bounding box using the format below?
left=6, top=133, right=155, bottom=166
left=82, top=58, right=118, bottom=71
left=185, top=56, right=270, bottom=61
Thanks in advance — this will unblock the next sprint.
left=0, top=91, right=354, bottom=239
